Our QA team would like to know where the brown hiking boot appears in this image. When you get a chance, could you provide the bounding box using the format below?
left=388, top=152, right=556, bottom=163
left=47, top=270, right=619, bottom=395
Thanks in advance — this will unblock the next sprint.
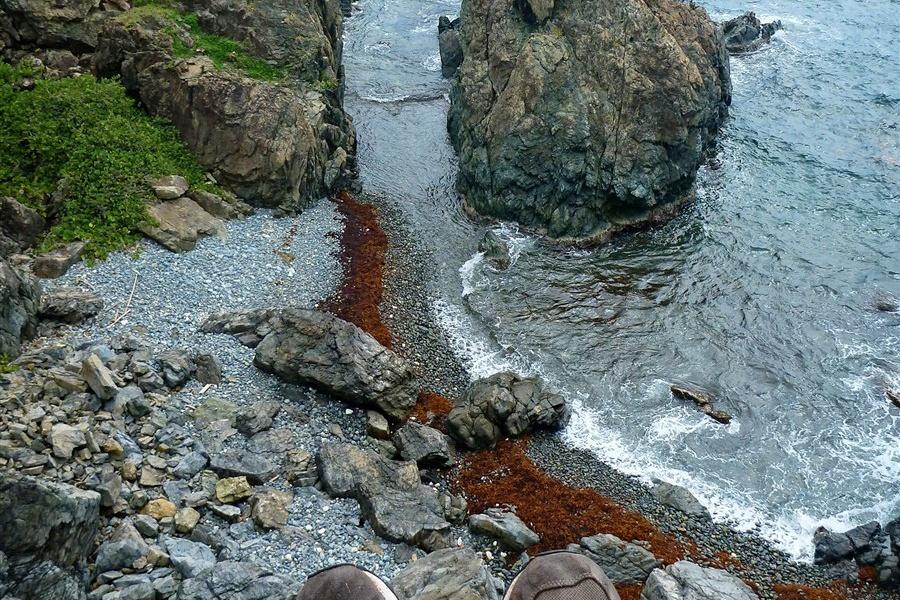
left=503, top=551, right=622, bottom=600
left=295, top=564, right=399, bottom=600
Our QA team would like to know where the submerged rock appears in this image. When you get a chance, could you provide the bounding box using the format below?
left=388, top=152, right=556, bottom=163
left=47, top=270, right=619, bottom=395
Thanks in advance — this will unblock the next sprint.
left=478, top=230, right=510, bottom=269
left=202, top=308, right=418, bottom=420
left=448, top=0, right=731, bottom=243
left=447, top=372, right=570, bottom=449
left=670, top=383, right=732, bottom=424
left=722, top=12, right=782, bottom=54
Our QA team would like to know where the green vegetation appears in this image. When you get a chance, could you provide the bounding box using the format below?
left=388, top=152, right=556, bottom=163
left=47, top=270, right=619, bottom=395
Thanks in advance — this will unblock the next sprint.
left=123, top=3, right=285, bottom=81
left=0, top=61, right=216, bottom=260
left=0, top=354, right=19, bottom=374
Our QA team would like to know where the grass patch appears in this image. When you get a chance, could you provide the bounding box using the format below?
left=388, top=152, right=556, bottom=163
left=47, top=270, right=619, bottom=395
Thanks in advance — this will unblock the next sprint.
left=123, top=3, right=285, bottom=81
left=0, top=61, right=216, bottom=260
left=0, top=354, right=19, bottom=374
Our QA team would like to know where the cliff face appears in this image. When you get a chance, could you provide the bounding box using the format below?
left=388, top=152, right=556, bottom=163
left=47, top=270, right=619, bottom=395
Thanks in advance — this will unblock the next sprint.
left=448, top=0, right=731, bottom=243
left=93, top=0, right=356, bottom=211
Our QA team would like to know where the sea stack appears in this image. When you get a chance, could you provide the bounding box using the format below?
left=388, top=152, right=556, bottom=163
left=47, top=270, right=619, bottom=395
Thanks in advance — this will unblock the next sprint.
left=448, top=0, right=731, bottom=243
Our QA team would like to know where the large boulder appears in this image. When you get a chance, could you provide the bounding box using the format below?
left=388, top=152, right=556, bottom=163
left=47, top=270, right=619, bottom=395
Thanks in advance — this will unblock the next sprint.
left=317, top=443, right=450, bottom=549
left=567, top=533, right=662, bottom=585
left=177, top=560, right=301, bottom=600
left=92, top=0, right=355, bottom=212
left=390, top=548, right=500, bottom=600
left=201, top=309, right=418, bottom=420
left=0, top=474, right=101, bottom=567
left=0, top=197, right=45, bottom=257
left=446, top=372, right=570, bottom=449
left=468, top=508, right=539, bottom=552
left=448, top=0, right=731, bottom=243
left=393, top=422, right=454, bottom=467
left=437, top=16, right=462, bottom=78
left=640, top=561, right=758, bottom=600
left=0, top=259, right=40, bottom=358
left=722, top=12, right=782, bottom=54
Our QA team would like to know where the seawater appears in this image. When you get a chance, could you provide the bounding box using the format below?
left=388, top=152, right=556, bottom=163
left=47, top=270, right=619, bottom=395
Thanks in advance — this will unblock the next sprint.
left=342, top=0, right=900, bottom=560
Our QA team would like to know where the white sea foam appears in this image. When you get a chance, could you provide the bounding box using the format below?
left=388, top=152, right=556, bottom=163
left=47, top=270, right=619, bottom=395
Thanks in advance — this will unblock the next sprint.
left=459, top=252, right=485, bottom=297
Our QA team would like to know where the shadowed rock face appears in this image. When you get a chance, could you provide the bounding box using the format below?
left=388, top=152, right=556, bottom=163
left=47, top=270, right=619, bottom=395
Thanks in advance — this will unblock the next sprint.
left=0, top=260, right=39, bottom=357
left=448, top=0, right=731, bottom=244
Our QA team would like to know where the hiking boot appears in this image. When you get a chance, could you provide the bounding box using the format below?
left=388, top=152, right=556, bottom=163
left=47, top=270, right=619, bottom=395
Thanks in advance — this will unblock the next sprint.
left=296, top=564, right=399, bottom=600
left=503, top=551, right=622, bottom=600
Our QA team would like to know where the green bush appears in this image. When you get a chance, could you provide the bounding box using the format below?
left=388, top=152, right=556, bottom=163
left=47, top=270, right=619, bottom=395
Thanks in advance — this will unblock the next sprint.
left=0, top=62, right=215, bottom=260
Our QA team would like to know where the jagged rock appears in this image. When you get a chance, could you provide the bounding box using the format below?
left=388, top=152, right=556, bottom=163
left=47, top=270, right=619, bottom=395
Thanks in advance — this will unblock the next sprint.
left=0, top=0, right=120, bottom=49
left=1, top=555, right=87, bottom=600
left=133, top=514, right=159, bottom=538
left=174, top=450, right=209, bottom=479
left=177, top=560, right=301, bottom=600
left=49, top=423, right=86, bottom=459
left=0, top=259, right=39, bottom=357
left=140, top=197, right=225, bottom=252
left=151, top=175, right=190, bottom=200
left=95, top=521, right=150, bottom=573
left=189, top=189, right=253, bottom=220
left=247, top=428, right=293, bottom=454
left=650, top=481, right=711, bottom=520
left=722, top=12, right=782, bottom=54
left=393, top=422, right=454, bottom=467
left=283, top=449, right=316, bottom=486
left=366, top=410, right=391, bottom=440
left=813, top=528, right=854, bottom=565
left=93, top=0, right=356, bottom=213
left=81, top=353, right=117, bottom=400
left=0, top=197, right=45, bottom=257
left=236, top=401, right=281, bottom=436
left=390, top=547, right=500, bottom=600
left=194, top=353, right=222, bottom=384
left=159, top=349, right=195, bottom=388
left=448, top=0, right=731, bottom=243
left=641, top=561, right=758, bottom=600
left=250, top=489, right=293, bottom=529
left=32, top=242, right=85, bottom=279
left=670, top=384, right=731, bottom=424
left=479, top=230, right=510, bottom=269
left=215, top=476, right=252, bottom=503
left=164, top=537, right=216, bottom=579
left=210, top=450, right=275, bottom=484
left=317, top=443, right=450, bottom=549
left=440, top=493, right=468, bottom=526
left=0, top=474, right=100, bottom=567
left=358, top=482, right=450, bottom=551
left=446, top=372, right=570, bottom=449
left=468, top=508, right=539, bottom=552
left=437, top=16, right=462, bottom=78
left=38, top=288, right=103, bottom=323
left=568, top=533, right=662, bottom=584
left=201, top=309, right=417, bottom=420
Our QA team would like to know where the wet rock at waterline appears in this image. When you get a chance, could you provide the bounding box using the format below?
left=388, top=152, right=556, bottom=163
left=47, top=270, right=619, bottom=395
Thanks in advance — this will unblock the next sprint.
left=722, top=12, right=782, bottom=54
left=813, top=521, right=900, bottom=589
left=446, top=372, right=570, bottom=449
left=650, top=481, right=711, bottom=520
left=201, top=308, right=418, bottom=420
left=448, top=0, right=731, bottom=243
left=478, top=231, right=510, bottom=270
left=437, top=16, right=461, bottom=78
left=670, top=383, right=732, bottom=424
